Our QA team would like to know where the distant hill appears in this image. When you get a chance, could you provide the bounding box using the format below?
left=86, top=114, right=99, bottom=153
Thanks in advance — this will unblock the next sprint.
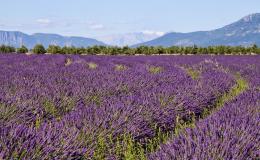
left=134, top=13, right=260, bottom=47
left=0, top=31, right=106, bottom=48
left=97, top=32, right=164, bottom=46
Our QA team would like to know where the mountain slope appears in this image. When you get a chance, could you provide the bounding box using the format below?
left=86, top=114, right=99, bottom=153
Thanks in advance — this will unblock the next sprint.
left=134, top=13, right=260, bottom=47
left=97, top=32, right=164, bottom=46
left=0, top=31, right=106, bottom=48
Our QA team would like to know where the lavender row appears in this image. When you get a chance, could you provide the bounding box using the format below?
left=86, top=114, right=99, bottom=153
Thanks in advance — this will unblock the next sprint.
left=149, top=88, right=260, bottom=160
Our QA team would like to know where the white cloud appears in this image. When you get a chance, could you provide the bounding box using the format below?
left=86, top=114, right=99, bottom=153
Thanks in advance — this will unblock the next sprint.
left=89, top=24, right=105, bottom=30
left=36, top=18, right=52, bottom=25
left=86, top=21, right=105, bottom=30
left=142, top=30, right=165, bottom=36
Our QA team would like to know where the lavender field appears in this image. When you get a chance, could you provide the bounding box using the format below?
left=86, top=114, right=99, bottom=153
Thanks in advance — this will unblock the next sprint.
left=0, top=54, right=259, bottom=160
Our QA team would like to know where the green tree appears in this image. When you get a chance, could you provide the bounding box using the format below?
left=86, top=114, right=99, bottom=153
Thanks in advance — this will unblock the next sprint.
left=0, top=45, right=15, bottom=53
left=76, top=47, right=87, bottom=55
left=61, top=46, right=69, bottom=54
left=33, top=44, right=46, bottom=54
left=191, top=45, right=198, bottom=54
left=136, top=46, right=150, bottom=55
left=156, top=46, right=165, bottom=55
left=47, top=45, right=61, bottom=54
left=17, top=45, right=29, bottom=53
left=250, top=44, right=258, bottom=54
left=122, top=46, right=132, bottom=55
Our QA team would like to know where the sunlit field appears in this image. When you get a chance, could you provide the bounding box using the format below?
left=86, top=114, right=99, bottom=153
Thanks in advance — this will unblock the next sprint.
left=0, top=54, right=259, bottom=159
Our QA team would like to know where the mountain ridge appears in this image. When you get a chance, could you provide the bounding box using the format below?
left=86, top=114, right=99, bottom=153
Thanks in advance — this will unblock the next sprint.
left=133, top=13, right=260, bottom=47
left=0, top=31, right=106, bottom=48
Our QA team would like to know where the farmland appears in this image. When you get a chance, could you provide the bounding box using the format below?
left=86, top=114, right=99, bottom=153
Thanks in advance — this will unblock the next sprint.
left=0, top=54, right=259, bottom=159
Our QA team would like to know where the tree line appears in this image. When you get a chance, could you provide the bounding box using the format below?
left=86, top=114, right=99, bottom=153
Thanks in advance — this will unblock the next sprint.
left=0, top=44, right=260, bottom=55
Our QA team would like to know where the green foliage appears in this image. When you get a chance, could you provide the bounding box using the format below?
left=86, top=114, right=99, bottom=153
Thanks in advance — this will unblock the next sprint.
left=0, top=45, right=15, bottom=53
left=10, top=149, right=27, bottom=160
left=35, top=115, right=41, bottom=129
left=2, top=44, right=260, bottom=55
left=0, top=103, right=17, bottom=121
left=42, top=100, right=58, bottom=118
left=61, top=46, right=85, bottom=54
left=42, top=97, right=75, bottom=120
left=32, top=44, right=46, bottom=54
left=114, top=134, right=146, bottom=160
left=84, top=93, right=102, bottom=107
left=93, top=137, right=107, bottom=159
left=136, top=46, right=151, bottom=55
left=16, top=45, right=28, bottom=53
left=47, top=45, right=61, bottom=54
left=123, top=135, right=145, bottom=160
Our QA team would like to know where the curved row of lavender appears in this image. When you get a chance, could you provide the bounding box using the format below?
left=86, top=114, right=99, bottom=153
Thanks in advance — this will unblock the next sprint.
left=149, top=89, right=260, bottom=160
left=150, top=56, right=260, bottom=160
left=0, top=54, right=258, bottom=159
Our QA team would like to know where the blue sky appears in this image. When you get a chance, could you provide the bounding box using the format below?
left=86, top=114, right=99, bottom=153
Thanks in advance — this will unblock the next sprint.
left=0, top=0, right=260, bottom=38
